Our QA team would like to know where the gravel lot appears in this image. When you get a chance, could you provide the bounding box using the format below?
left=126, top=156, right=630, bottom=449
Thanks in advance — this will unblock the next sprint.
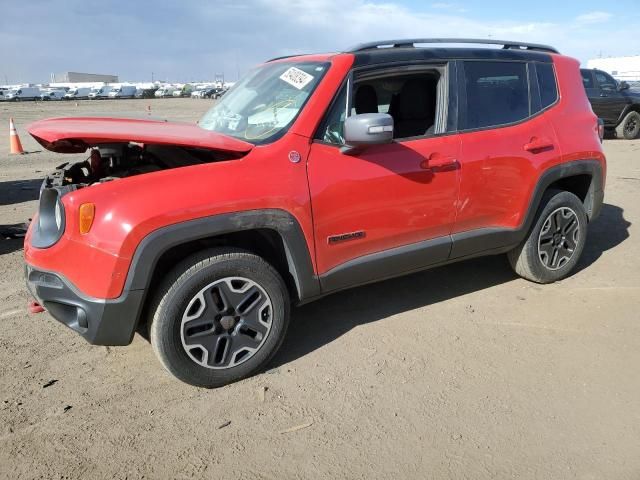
left=1, top=99, right=639, bottom=479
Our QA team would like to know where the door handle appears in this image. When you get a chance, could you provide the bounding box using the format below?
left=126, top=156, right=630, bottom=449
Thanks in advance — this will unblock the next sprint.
left=420, top=154, right=458, bottom=171
left=524, top=137, right=554, bottom=153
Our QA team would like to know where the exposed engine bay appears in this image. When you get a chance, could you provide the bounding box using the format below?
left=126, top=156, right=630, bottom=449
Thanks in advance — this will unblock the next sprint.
left=43, top=143, right=244, bottom=189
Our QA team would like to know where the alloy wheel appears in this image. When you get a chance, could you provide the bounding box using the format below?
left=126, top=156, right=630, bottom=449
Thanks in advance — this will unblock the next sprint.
left=537, top=207, right=580, bottom=270
left=180, top=277, right=273, bottom=369
left=625, top=117, right=638, bottom=135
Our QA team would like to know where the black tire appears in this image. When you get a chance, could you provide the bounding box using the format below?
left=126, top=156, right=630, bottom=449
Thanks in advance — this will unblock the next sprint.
left=149, top=248, right=290, bottom=388
left=508, top=190, right=587, bottom=283
left=615, top=111, right=640, bottom=140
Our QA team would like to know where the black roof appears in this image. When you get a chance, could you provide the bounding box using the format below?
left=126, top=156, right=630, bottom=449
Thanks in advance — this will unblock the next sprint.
left=266, top=39, right=557, bottom=65
left=352, top=46, right=554, bottom=67
left=348, top=38, right=556, bottom=66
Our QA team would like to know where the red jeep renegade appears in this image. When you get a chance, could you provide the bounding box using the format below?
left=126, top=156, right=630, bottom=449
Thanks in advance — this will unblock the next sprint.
left=25, top=39, right=606, bottom=387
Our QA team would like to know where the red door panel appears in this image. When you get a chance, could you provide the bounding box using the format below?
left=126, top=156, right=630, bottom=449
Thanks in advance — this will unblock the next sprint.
left=455, top=114, right=562, bottom=234
left=308, top=135, right=461, bottom=274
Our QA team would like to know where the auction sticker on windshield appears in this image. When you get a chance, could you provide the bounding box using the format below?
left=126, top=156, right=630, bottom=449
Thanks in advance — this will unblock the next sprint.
left=279, top=67, right=314, bottom=90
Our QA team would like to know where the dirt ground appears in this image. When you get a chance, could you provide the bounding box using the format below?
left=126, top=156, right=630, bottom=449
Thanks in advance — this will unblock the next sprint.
left=0, top=99, right=639, bottom=479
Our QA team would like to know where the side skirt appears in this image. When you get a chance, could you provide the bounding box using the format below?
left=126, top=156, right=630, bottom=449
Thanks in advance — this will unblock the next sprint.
left=317, top=231, right=517, bottom=298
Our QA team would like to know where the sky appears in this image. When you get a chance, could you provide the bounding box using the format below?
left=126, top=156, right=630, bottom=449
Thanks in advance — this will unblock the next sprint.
left=1, top=0, right=639, bottom=84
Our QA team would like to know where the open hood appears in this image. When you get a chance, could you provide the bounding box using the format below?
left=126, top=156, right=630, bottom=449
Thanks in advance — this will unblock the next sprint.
left=27, top=117, right=254, bottom=154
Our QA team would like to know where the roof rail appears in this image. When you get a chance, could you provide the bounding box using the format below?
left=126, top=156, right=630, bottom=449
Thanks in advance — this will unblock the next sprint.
left=266, top=54, right=307, bottom=63
left=347, top=38, right=559, bottom=54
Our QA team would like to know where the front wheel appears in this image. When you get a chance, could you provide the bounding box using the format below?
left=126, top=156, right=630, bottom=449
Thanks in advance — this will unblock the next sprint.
left=616, top=111, right=640, bottom=140
left=149, top=248, right=290, bottom=388
left=508, top=190, right=587, bottom=283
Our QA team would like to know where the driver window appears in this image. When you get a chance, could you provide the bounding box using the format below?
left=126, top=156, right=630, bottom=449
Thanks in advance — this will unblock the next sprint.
left=356, top=72, right=440, bottom=139
left=316, top=69, right=443, bottom=145
left=595, top=71, right=617, bottom=91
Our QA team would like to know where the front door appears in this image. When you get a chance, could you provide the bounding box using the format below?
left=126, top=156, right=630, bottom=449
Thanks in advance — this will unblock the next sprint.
left=592, top=70, right=628, bottom=125
left=307, top=65, right=460, bottom=287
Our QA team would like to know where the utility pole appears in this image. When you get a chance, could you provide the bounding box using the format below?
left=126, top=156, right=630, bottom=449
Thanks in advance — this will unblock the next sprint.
left=151, top=71, right=154, bottom=82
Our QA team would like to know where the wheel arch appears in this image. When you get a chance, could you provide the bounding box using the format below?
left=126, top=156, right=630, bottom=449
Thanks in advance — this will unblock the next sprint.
left=539, top=159, right=604, bottom=222
left=124, top=209, right=320, bottom=332
left=617, top=104, right=640, bottom=126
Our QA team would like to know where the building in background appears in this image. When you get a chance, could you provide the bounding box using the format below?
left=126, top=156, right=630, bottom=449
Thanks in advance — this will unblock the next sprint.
left=587, top=56, right=640, bottom=88
left=52, top=72, right=119, bottom=83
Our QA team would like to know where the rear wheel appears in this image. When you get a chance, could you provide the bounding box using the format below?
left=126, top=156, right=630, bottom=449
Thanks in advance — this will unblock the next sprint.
left=616, top=111, right=640, bottom=140
left=149, top=248, right=290, bottom=388
left=508, top=190, right=587, bottom=283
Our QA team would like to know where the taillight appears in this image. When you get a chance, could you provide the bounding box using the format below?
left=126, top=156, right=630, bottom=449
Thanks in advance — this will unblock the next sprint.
left=597, top=118, right=605, bottom=142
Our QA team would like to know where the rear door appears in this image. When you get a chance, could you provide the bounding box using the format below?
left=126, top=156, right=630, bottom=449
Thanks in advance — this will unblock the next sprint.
left=453, top=59, right=562, bottom=258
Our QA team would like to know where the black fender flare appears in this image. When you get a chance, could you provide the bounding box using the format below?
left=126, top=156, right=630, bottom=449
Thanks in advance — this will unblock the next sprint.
left=617, top=103, right=640, bottom=127
left=123, top=209, right=321, bottom=302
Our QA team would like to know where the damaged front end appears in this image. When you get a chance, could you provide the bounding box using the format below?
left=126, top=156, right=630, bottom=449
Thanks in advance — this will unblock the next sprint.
left=26, top=116, right=256, bottom=253
left=28, top=116, right=254, bottom=189
left=42, top=142, right=245, bottom=189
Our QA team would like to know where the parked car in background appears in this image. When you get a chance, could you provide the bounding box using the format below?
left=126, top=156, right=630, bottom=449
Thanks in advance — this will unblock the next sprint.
left=40, top=90, right=66, bottom=101
left=0, top=89, right=8, bottom=101
left=25, top=39, right=605, bottom=388
left=135, top=87, right=159, bottom=99
left=581, top=68, right=640, bottom=139
left=171, top=84, right=194, bottom=97
left=88, top=86, right=113, bottom=99
left=5, top=87, right=41, bottom=101
left=64, top=87, right=92, bottom=100
left=212, top=88, right=226, bottom=99
left=108, top=85, right=137, bottom=99
left=190, top=87, right=217, bottom=99
left=155, top=87, right=176, bottom=97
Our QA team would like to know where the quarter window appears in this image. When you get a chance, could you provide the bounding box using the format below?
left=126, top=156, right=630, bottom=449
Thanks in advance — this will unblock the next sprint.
left=317, top=83, right=348, bottom=145
left=462, top=61, right=530, bottom=129
left=536, top=63, right=558, bottom=109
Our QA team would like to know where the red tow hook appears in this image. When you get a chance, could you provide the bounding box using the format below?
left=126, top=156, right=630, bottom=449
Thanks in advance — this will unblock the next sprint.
left=28, top=301, right=45, bottom=314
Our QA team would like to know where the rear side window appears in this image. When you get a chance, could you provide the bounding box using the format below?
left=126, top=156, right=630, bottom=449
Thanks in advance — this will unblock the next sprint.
left=462, top=61, right=529, bottom=129
left=581, top=70, right=594, bottom=89
left=536, top=63, right=558, bottom=109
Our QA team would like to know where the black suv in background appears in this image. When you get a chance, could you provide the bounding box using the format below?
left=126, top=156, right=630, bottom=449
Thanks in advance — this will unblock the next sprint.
left=581, top=68, right=640, bottom=139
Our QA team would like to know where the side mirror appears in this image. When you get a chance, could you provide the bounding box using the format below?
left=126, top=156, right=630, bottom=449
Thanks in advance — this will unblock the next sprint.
left=619, top=81, right=630, bottom=91
left=341, top=113, right=393, bottom=154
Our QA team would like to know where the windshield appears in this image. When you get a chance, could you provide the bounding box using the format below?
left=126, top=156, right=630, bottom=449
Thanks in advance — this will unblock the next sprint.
left=199, top=61, right=329, bottom=144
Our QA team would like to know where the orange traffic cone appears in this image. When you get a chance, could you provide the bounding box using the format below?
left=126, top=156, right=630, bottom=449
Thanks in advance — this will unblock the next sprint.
left=9, top=118, right=24, bottom=154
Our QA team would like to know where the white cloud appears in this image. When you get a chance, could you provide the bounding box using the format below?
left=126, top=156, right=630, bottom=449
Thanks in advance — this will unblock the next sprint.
left=575, top=11, right=613, bottom=25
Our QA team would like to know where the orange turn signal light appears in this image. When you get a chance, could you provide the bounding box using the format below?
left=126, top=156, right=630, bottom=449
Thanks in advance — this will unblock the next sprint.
left=79, top=203, right=95, bottom=235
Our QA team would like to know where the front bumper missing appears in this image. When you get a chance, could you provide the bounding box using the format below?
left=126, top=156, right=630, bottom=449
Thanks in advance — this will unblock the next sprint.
left=25, top=265, right=144, bottom=346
